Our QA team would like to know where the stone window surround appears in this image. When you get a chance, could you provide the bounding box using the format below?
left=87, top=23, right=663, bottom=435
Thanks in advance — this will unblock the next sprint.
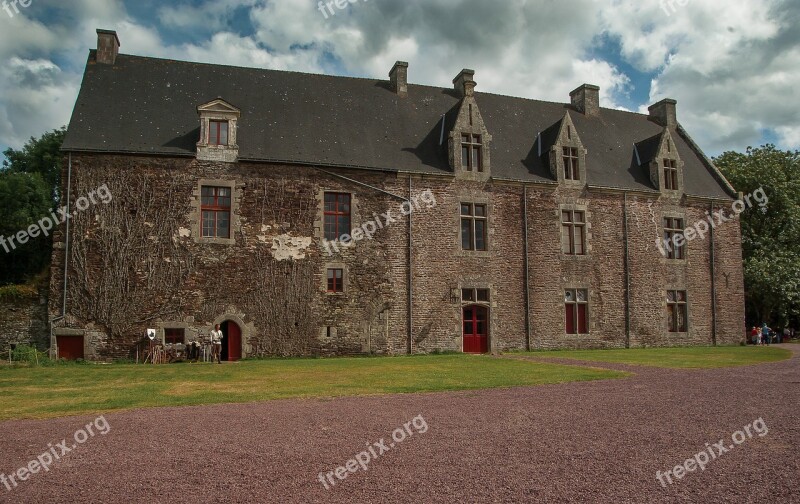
left=553, top=143, right=588, bottom=186
left=457, top=197, right=491, bottom=257
left=190, top=179, right=242, bottom=246
left=558, top=203, right=592, bottom=258
left=314, top=189, right=361, bottom=251
left=660, top=209, right=688, bottom=262
left=563, top=285, right=591, bottom=336
left=322, top=262, right=349, bottom=295
left=155, top=321, right=192, bottom=345
left=664, top=288, right=691, bottom=334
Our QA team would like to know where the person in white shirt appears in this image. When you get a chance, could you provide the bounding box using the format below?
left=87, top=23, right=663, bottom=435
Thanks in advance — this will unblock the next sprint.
left=210, top=325, right=223, bottom=363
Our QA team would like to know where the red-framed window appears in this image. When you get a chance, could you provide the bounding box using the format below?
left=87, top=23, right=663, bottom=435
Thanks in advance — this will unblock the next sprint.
left=324, top=193, right=351, bottom=241
left=461, top=203, right=487, bottom=251
left=563, top=147, right=579, bottom=180
left=327, top=268, right=344, bottom=293
left=201, top=186, right=232, bottom=238
left=667, top=290, right=688, bottom=332
left=565, top=289, right=588, bottom=334
left=461, top=134, right=483, bottom=172
left=663, top=159, right=678, bottom=190
left=164, top=328, right=185, bottom=345
left=663, top=217, right=685, bottom=260
left=561, top=210, right=586, bottom=255
left=209, top=120, right=229, bottom=146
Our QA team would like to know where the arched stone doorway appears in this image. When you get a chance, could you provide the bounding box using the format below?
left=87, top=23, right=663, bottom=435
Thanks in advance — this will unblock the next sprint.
left=220, top=320, right=242, bottom=362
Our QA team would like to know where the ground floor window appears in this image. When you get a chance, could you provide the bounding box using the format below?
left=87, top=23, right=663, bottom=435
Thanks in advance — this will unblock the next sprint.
left=164, top=328, right=185, bottom=345
left=667, top=290, right=688, bottom=332
left=565, top=289, right=588, bottom=334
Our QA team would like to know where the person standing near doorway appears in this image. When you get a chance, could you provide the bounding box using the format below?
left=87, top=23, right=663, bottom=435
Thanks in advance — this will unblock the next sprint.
left=210, top=324, right=223, bottom=363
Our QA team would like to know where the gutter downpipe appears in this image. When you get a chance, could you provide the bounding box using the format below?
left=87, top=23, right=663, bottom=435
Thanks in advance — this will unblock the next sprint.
left=408, top=176, right=413, bottom=355
left=624, top=193, right=631, bottom=348
left=710, top=202, right=718, bottom=346
left=523, top=186, right=531, bottom=351
left=50, top=152, right=72, bottom=358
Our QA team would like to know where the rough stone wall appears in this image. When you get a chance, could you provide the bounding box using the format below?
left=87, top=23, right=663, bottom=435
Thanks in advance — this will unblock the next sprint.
left=49, top=154, right=404, bottom=360
left=0, top=292, right=49, bottom=352
left=49, top=153, right=747, bottom=359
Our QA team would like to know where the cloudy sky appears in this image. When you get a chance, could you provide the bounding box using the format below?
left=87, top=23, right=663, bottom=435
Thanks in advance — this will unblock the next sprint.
left=0, top=0, right=798, bottom=160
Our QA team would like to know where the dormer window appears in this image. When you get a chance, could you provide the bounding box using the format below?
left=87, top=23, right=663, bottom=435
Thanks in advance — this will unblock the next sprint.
left=563, top=147, right=579, bottom=181
left=196, top=98, right=240, bottom=163
left=663, top=159, right=678, bottom=190
left=546, top=112, right=586, bottom=185
left=461, top=134, right=483, bottom=172
left=209, top=120, right=229, bottom=146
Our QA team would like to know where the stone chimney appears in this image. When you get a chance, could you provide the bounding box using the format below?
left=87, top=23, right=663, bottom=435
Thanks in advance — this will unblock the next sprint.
left=96, top=29, right=120, bottom=65
left=453, top=69, right=476, bottom=98
left=570, top=84, right=600, bottom=116
left=389, top=61, right=409, bottom=98
left=648, top=98, right=678, bottom=128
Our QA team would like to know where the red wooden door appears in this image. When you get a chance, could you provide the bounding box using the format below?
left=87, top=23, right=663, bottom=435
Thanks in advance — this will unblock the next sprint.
left=227, top=322, right=242, bottom=361
left=57, top=336, right=84, bottom=360
left=463, top=306, right=489, bottom=353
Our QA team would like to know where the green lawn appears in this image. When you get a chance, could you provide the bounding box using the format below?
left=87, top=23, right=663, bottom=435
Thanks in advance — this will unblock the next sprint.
left=0, top=355, right=625, bottom=421
left=527, top=346, right=792, bottom=369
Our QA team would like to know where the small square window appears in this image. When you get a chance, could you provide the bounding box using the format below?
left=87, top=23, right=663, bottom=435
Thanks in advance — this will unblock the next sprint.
left=327, top=268, right=344, bottom=293
left=164, top=328, right=185, bottom=345
left=462, top=288, right=475, bottom=302
left=476, top=289, right=490, bottom=302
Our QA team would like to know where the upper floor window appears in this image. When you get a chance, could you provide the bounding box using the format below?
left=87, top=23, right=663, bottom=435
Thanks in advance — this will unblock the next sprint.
left=561, top=210, right=586, bottom=255
left=663, top=159, right=678, bottom=190
left=563, top=147, right=579, bottom=181
left=461, top=134, right=483, bottom=172
left=327, top=268, right=344, bottom=293
left=201, top=186, right=231, bottom=238
left=461, top=203, right=487, bottom=251
left=565, top=289, right=588, bottom=334
left=663, top=217, right=685, bottom=260
left=667, top=290, right=688, bottom=332
left=209, top=120, right=229, bottom=146
left=324, top=193, right=351, bottom=241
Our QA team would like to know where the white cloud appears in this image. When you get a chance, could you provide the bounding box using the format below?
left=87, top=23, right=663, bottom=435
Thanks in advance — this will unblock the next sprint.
left=0, top=0, right=798, bottom=157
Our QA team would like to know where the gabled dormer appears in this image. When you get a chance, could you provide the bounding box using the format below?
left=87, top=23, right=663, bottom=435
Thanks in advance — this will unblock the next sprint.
left=197, top=98, right=241, bottom=163
left=547, top=111, right=587, bottom=186
left=636, top=128, right=684, bottom=195
left=447, top=69, right=492, bottom=181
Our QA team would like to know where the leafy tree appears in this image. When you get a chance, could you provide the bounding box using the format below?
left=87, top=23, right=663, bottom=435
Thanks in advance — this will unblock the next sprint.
left=0, top=172, right=53, bottom=285
left=715, top=145, right=800, bottom=327
left=0, top=127, right=66, bottom=286
left=2, top=127, right=66, bottom=203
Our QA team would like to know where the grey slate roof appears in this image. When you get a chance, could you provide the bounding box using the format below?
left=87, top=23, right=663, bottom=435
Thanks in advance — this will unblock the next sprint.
left=63, top=52, right=734, bottom=200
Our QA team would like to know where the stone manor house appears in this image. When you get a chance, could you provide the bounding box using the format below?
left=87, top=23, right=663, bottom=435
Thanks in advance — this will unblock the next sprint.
left=49, top=29, right=746, bottom=360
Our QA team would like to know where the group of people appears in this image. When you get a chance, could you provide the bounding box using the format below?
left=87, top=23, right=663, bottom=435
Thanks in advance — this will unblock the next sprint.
left=750, top=324, right=794, bottom=345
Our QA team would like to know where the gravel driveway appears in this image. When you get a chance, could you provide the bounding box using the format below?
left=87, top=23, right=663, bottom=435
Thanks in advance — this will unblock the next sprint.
left=0, top=346, right=797, bottom=503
